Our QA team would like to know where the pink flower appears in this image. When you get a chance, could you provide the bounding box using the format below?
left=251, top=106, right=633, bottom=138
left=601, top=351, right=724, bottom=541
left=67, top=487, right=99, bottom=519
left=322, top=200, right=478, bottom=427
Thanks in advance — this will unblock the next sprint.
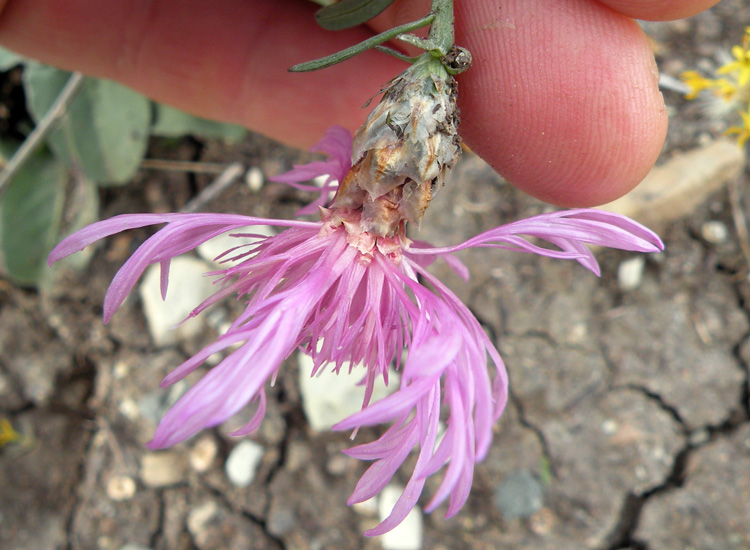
left=269, top=126, right=352, bottom=215
left=49, top=129, right=662, bottom=536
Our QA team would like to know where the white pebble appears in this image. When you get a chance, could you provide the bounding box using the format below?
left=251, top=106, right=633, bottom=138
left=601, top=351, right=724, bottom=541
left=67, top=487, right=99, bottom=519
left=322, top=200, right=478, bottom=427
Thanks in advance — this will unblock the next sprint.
left=140, top=451, right=188, bottom=488
left=118, top=398, right=140, bottom=421
left=245, top=166, right=264, bottom=192
left=352, top=496, right=378, bottom=517
left=190, top=435, right=219, bottom=472
left=313, top=174, right=329, bottom=187
left=617, top=256, right=645, bottom=291
left=225, top=440, right=265, bottom=487
left=107, top=475, right=136, bottom=501
left=139, top=256, right=216, bottom=347
left=601, top=419, right=619, bottom=435
left=701, top=220, right=729, bottom=244
left=377, top=485, right=423, bottom=550
left=297, top=352, right=397, bottom=431
left=187, top=500, right=219, bottom=537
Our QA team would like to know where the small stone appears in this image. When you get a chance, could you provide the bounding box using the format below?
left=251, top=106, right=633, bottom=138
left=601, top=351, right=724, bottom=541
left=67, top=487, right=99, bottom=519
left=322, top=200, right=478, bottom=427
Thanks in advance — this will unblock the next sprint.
left=106, top=475, right=136, bottom=501
left=140, top=451, right=188, bottom=488
left=313, top=174, right=329, bottom=187
left=493, top=470, right=544, bottom=521
left=528, top=507, right=557, bottom=535
left=352, top=496, right=378, bottom=517
left=118, top=398, right=139, bottom=421
left=700, top=221, right=729, bottom=244
left=190, top=435, right=219, bottom=472
left=297, top=352, right=397, bottom=431
left=245, top=166, right=264, bottom=192
left=267, top=506, right=296, bottom=537
left=378, top=485, right=423, bottom=550
left=187, top=500, right=219, bottom=538
left=225, top=440, right=264, bottom=487
left=113, top=361, right=129, bottom=379
left=601, top=419, right=619, bottom=435
left=139, top=256, right=216, bottom=347
left=326, top=454, right=349, bottom=476
left=618, top=256, right=646, bottom=291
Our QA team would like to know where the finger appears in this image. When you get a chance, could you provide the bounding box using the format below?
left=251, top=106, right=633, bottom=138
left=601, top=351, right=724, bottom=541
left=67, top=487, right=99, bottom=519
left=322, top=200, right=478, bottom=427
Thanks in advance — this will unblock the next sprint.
left=594, top=0, right=722, bottom=21
left=452, top=0, right=668, bottom=207
left=0, top=0, right=405, bottom=148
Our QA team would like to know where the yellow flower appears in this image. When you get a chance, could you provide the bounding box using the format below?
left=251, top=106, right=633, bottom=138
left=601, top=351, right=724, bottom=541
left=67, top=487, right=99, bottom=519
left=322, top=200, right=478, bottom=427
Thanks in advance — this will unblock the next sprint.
left=681, top=70, right=721, bottom=99
left=725, top=110, right=750, bottom=148
left=681, top=27, right=750, bottom=145
left=718, top=27, right=750, bottom=87
left=0, top=418, right=21, bottom=447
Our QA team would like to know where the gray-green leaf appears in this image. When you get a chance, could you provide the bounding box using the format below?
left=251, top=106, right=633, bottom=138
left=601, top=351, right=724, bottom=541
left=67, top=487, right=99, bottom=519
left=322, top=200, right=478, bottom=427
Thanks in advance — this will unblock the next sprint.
left=0, top=146, right=67, bottom=286
left=23, top=64, right=151, bottom=185
left=316, top=0, right=395, bottom=30
left=0, top=46, right=24, bottom=71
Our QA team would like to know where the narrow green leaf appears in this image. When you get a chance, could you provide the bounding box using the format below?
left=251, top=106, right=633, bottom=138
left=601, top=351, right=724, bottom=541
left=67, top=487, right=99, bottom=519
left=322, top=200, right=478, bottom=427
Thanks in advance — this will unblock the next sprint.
left=316, top=0, right=395, bottom=30
left=0, top=146, right=67, bottom=286
left=23, top=64, right=151, bottom=185
left=373, top=45, right=420, bottom=64
left=289, top=13, right=434, bottom=72
left=152, top=103, right=247, bottom=142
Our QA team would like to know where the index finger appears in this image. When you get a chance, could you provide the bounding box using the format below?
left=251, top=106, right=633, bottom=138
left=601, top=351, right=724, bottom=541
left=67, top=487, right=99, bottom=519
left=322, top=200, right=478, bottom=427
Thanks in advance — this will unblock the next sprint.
left=0, top=0, right=404, bottom=147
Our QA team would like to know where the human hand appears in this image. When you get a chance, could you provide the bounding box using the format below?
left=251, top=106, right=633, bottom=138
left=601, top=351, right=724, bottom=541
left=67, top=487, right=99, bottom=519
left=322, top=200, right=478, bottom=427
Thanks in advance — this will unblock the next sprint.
left=0, top=0, right=720, bottom=206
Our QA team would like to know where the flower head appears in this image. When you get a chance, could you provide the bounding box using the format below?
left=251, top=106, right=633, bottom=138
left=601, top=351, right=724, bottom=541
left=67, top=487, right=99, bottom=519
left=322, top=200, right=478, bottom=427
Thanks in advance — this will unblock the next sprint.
left=49, top=159, right=661, bottom=537
left=49, top=53, right=663, bottom=536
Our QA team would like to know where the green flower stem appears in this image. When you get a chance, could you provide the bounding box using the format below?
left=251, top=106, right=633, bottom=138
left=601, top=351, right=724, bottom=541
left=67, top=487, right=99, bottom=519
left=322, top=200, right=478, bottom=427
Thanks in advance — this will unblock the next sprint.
left=427, top=0, right=454, bottom=55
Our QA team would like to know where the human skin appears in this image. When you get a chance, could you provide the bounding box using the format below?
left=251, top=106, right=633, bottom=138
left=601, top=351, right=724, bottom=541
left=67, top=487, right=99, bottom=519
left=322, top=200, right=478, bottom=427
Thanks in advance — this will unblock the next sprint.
left=0, top=0, right=721, bottom=206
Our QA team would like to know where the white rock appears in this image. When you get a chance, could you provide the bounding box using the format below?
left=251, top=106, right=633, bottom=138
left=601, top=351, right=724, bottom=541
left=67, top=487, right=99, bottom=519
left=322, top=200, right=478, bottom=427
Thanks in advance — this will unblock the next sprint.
left=352, top=496, right=378, bottom=517
left=118, top=397, right=140, bottom=421
left=377, top=485, right=423, bottom=550
left=313, top=174, right=329, bottom=187
left=297, top=352, right=398, bottom=431
left=139, top=256, right=216, bottom=347
left=190, top=435, right=219, bottom=472
left=245, top=166, right=265, bottom=192
left=196, top=225, right=276, bottom=267
left=106, top=475, right=136, bottom=501
left=225, top=440, right=265, bottom=487
left=187, top=500, right=219, bottom=537
left=140, top=451, right=188, bottom=488
left=701, top=220, right=729, bottom=244
left=617, top=256, right=646, bottom=291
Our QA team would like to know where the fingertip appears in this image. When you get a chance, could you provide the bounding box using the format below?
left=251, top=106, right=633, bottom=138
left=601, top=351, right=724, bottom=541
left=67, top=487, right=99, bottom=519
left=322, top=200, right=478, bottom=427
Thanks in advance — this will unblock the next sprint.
left=594, top=0, right=722, bottom=22
left=455, top=0, right=667, bottom=207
